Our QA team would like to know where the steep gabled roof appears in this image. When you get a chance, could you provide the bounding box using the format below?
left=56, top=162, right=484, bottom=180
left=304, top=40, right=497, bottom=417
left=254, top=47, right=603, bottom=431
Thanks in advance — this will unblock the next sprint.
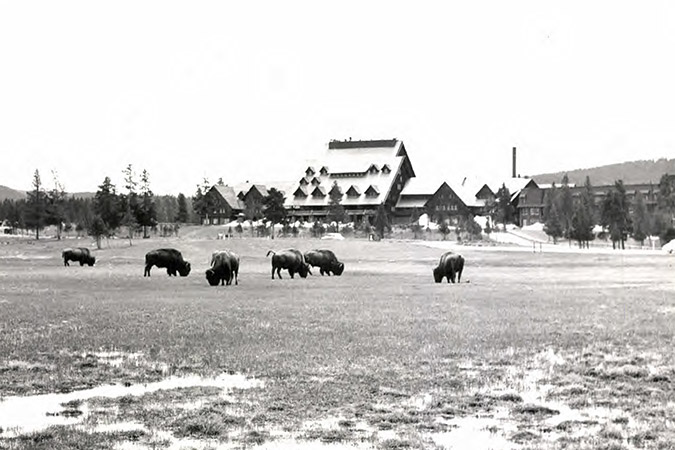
left=346, top=185, right=361, bottom=197
left=364, top=185, right=380, bottom=196
left=311, top=186, right=327, bottom=197
left=287, top=139, right=413, bottom=208
left=211, top=185, right=246, bottom=210
left=293, top=186, right=308, bottom=198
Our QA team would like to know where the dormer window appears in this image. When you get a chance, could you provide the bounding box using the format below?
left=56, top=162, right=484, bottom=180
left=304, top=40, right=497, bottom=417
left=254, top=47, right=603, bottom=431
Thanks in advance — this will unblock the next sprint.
left=364, top=185, right=380, bottom=198
left=294, top=186, right=308, bottom=198
left=346, top=185, right=361, bottom=198
left=320, top=166, right=329, bottom=176
left=311, top=186, right=326, bottom=198
left=368, top=164, right=379, bottom=174
left=311, top=177, right=321, bottom=186
left=299, top=177, right=309, bottom=186
left=305, top=167, right=315, bottom=177
left=381, top=164, right=391, bottom=174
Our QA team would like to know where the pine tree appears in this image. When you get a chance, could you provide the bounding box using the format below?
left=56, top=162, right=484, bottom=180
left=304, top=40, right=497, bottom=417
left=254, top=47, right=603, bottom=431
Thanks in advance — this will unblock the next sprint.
left=263, top=188, right=287, bottom=239
left=176, top=193, right=189, bottom=223
left=25, top=170, right=47, bottom=239
left=46, top=170, right=67, bottom=240
left=374, top=205, right=391, bottom=239
left=327, top=181, right=347, bottom=230
left=601, top=180, right=632, bottom=249
left=544, top=186, right=563, bottom=244
left=88, top=215, right=107, bottom=249
left=94, top=176, right=122, bottom=234
left=137, top=169, right=157, bottom=238
left=570, top=202, right=594, bottom=248
left=631, top=191, right=648, bottom=246
left=121, top=164, right=139, bottom=244
left=192, top=178, right=214, bottom=225
left=559, top=175, right=574, bottom=244
left=495, top=184, right=514, bottom=230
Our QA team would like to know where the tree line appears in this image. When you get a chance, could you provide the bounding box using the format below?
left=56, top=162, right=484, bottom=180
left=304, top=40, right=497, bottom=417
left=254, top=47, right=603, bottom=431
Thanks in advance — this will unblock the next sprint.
left=543, top=174, right=675, bottom=249
left=0, top=165, right=197, bottom=247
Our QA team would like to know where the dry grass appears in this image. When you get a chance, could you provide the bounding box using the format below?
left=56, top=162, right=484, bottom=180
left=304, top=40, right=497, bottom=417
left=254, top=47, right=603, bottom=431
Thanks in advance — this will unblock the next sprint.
left=0, top=234, right=674, bottom=448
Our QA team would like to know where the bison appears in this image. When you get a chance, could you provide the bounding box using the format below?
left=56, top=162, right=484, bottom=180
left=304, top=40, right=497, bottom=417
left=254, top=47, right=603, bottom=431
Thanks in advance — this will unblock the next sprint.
left=266, top=249, right=312, bottom=279
left=62, top=247, right=96, bottom=267
left=304, top=249, right=344, bottom=276
left=433, top=251, right=464, bottom=283
left=206, top=250, right=240, bottom=286
left=144, top=248, right=191, bottom=277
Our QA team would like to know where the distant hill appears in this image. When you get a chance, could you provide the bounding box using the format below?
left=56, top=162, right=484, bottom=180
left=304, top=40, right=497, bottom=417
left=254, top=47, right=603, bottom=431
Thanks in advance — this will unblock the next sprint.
left=0, top=185, right=26, bottom=201
left=0, top=186, right=95, bottom=202
left=531, top=158, right=675, bottom=186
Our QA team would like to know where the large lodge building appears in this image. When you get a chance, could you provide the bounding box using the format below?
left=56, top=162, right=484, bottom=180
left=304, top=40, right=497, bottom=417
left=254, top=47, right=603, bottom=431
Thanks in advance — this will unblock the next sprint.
left=203, top=139, right=666, bottom=227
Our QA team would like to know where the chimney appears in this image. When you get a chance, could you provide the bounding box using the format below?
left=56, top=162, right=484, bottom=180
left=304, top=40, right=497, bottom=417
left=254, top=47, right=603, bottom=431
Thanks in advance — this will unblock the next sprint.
left=512, top=147, right=517, bottom=178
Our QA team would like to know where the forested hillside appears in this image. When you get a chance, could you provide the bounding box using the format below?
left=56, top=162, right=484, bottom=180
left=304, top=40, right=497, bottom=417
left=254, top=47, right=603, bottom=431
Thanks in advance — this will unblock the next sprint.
left=532, top=158, right=675, bottom=186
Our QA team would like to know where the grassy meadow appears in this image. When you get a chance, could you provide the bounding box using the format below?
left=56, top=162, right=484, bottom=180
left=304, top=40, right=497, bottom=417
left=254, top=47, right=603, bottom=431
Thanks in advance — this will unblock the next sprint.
left=0, top=230, right=674, bottom=449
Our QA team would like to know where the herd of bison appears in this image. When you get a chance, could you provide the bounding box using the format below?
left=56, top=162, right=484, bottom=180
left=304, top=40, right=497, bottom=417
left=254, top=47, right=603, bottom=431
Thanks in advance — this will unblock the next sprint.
left=61, top=245, right=466, bottom=284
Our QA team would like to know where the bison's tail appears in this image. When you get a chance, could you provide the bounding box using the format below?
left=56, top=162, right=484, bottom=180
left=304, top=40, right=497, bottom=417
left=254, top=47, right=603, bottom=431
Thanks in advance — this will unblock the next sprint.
left=266, top=250, right=276, bottom=258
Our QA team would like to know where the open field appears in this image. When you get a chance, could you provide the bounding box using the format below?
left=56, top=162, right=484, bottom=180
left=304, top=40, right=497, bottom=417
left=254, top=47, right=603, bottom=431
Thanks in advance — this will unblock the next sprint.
left=1, top=233, right=674, bottom=449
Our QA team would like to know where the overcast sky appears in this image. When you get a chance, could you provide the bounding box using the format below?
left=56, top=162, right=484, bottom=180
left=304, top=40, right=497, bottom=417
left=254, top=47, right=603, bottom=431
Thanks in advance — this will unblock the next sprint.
left=1, top=1, right=674, bottom=195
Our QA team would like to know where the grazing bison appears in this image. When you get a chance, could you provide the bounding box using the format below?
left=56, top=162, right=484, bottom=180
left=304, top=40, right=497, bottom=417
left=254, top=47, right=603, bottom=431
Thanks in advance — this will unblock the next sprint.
left=62, top=248, right=96, bottom=267
left=144, top=248, right=191, bottom=277
left=433, top=251, right=465, bottom=283
left=266, top=249, right=312, bottom=279
left=206, top=250, right=240, bottom=286
left=304, top=249, right=344, bottom=276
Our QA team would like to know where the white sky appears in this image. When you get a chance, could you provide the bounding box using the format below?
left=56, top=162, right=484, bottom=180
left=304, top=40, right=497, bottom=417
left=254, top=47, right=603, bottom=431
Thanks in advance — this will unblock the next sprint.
left=1, top=1, right=675, bottom=195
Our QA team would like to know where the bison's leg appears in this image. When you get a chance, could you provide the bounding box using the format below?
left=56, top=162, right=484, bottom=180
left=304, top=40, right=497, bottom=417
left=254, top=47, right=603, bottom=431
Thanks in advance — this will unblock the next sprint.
left=234, top=270, right=238, bottom=285
left=64, top=258, right=69, bottom=266
left=449, top=271, right=456, bottom=283
left=79, top=260, right=84, bottom=266
left=319, top=268, right=325, bottom=276
left=144, top=265, right=151, bottom=276
left=456, top=269, right=462, bottom=283
left=289, top=269, right=295, bottom=279
left=271, top=265, right=276, bottom=279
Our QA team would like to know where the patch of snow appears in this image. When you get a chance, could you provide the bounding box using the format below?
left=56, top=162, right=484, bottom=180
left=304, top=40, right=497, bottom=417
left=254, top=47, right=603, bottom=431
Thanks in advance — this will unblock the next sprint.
left=0, top=373, right=263, bottom=437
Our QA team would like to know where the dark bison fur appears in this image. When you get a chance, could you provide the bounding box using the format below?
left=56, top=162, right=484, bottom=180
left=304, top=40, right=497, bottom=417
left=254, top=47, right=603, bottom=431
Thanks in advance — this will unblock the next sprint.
left=144, top=248, right=191, bottom=277
left=266, top=249, right=312, bottom=279
left=206, top=250, right=240, bottom=286
left=304, top=249, right=344, bottom=276
left=433, top=251, right=464, bottom=283
left=62, top=248, right=96, bottom=267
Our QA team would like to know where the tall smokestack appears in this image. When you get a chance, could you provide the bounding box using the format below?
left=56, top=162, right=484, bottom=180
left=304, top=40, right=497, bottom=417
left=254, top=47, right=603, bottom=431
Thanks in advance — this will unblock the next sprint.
left=512, top=147, right=517, bottom=178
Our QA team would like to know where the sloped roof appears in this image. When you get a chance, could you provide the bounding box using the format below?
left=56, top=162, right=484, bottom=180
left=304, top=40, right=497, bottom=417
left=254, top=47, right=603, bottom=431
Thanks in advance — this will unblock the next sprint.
left=211, top=185, right=246, bottom=210
left=286, top=139, right=412, bottom=208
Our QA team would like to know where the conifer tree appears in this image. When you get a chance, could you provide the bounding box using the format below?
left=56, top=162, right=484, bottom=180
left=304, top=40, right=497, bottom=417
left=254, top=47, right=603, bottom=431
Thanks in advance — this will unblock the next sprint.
left=136, top=169, right=157, bottom=238
left=374, top=204, right=392, bottom=239
left=327, top=181, right=347, bottom=230
left=25, top=170, right=47, bottom=239
left=544, top=185, right=563, bottom=244
left=46, top=170, right=67, bottom=240
left=94, top=176, right=122, bottom=234
left=601, top=180, right=632, bottom=249
left=263, top=188, right=286, bottom=239
left=495, top=184, right=514, bottom=230
left=176, top=193, right=189, bottom=223
left=559, top=175, right=574, bottom=244
left=631, top=191, right=648, bottom=246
